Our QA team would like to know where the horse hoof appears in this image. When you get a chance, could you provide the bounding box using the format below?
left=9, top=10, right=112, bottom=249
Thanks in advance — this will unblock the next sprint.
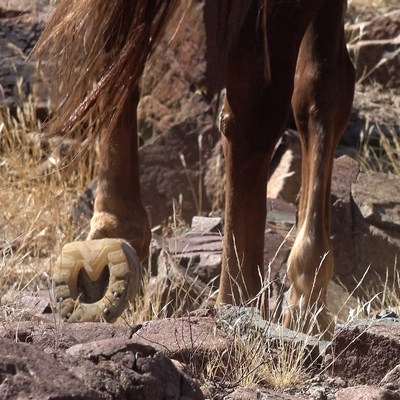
left=51, top=239, right=141, bottom=323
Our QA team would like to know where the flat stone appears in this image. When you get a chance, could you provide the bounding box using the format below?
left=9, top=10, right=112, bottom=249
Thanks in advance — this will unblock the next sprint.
left=336, top=385, right=400, bottom=400
left=132, top=316, right=230, bottom=364
left=226, top=387, right=307, bottom=399
left=191, top=216, right=223, bottom=233
left=1, top=320, right=135, bottom=351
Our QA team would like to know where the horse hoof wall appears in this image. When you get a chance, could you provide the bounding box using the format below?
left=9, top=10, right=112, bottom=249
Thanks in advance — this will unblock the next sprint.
left=51, top=239, right=141, bottom=323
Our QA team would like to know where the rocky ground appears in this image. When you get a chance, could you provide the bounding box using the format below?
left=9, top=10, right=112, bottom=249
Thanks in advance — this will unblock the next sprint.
left=1, top=1, right=400, bottom=399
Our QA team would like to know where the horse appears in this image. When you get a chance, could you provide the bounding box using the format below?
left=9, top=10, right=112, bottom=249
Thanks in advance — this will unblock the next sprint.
left=35, top=0, right=355, bottom=336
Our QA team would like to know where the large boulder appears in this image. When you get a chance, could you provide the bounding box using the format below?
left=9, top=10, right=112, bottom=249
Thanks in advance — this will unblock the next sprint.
left=0, top=6, right=47, bottom=114
left=346, top=10, right=400, bottom=87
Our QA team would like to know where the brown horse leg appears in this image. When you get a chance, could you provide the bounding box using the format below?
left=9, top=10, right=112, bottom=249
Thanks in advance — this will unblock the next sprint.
left=88, top=86, right=151, bottom=261
left=284, top=0, right=355, bottom=336
left=216, top=3, right=314, bottom=306
left=53, top=85, right=151, bottom=322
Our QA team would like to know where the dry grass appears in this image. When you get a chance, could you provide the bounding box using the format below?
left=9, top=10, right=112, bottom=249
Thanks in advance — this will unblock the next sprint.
left=0, top=92, right=99, bottom=301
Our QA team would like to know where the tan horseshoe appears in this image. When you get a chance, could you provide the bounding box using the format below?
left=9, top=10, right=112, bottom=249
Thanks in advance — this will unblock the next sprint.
left=51, top=239, right=141, bottom=322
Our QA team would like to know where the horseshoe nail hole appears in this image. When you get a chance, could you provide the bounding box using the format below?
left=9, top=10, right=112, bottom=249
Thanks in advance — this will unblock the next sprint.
left=77, top=266, right=110, bottom=304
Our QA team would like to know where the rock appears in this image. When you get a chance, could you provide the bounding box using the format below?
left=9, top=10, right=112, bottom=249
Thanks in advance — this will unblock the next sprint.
left=346, top=10, right=400, bottom=42
left=226, top=387, right=306, bottom=399
left=0, top=321, right=204, bottom=400
left=132, top=315, right=230, bottom=365
left=139, top=115, right=219, bottom=226
left=352, top=172, right=400, bottom=230
left=348, top=37, right=400, bottom=87
left=329, top=319, right=400, bottom=385
left=138, top=1, right=209, bottom=138
left=0, top=321, right=135, bottom=351
left=64, top=339, right=204, bottom=400
left=219, top=306, right=325, bottom=368
left=351, top=172, right=400, bottom=295
left=267, top=130, right=302, bottom=204
left=326, top=280, right=359, bottom=324
left=1, top=289, right=52, bottom=318
left=0, top=1, right=53, bottom=12
left=163, top=232, right=223, bottom=289
left=381, top=364, right=400, bottom=392
left=346, top=10, right=400, bottom=87
left=147, top=249, right=211, bottom=316
left=335, top=386, right=400, bottom=400
left=0, top=337, right=102, bottom=399
left=191, top=215, right=223, bottom=233
left=330, top=155, right=359, bottom=286
left=0, top=7, right=48, bottom=114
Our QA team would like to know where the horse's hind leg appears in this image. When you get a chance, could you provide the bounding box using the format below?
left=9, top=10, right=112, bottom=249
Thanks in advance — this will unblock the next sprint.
left=284, top=0, right=355, bottom=337
left=88, top=86, right=151, bottom=260
left=53, top=85, right=151, bottom=323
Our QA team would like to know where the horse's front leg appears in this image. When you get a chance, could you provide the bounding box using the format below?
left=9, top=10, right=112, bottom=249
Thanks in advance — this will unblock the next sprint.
left=284, top=0, right=355, bottom=337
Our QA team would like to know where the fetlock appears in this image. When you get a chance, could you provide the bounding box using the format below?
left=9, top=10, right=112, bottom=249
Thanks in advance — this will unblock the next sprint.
left=88, top=211, right=151, bottom=261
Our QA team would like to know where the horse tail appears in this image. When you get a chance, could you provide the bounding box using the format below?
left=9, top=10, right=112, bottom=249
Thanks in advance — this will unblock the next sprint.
left=34, top=0, right=181, bottom=144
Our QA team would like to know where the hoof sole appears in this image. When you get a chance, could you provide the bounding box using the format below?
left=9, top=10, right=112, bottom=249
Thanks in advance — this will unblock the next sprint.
left=52, top=239, right=141, bottom=322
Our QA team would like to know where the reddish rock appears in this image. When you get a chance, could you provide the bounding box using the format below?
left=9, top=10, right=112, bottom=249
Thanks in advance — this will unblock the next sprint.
left=336, top=385, right=400, bottom=400
left=346, top=10, right=400, bottom=42
left=226, top=387, right=307, bottom=399
left=381, top=364, right=400, bottom=392
left=0, top=320, right=135, bottom=351
left=0, top=322, right=204, bottom=400
left=346, top=10, right=400, bottom=87
left=348, top=38, right=400, bottom=87
left=329, top=319, right=400, bottom=385
left=139, top=115, right=219, bottom=226
left=131, top=316, right=230, bottom=365
left=0, top=337, right=102, bottom=399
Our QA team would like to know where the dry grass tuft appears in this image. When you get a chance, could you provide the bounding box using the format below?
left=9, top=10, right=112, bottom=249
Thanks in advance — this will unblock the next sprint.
left=0, top=93, right=100, bottom=303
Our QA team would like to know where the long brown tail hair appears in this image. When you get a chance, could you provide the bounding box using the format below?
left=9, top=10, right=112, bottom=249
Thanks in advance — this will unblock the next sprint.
left=34, top=0, right=180, bottom=145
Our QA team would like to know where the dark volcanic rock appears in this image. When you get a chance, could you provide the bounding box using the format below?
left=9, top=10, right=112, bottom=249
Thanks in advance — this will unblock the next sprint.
left=0, top=8, right=48, bottom=112
left=0, top=337, right=102, bottom=399
left=329, top=319, right=400, bottom=385
left=336, top=386, right=400, bottom=400
left=0, top=323, right=205, bottom=400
